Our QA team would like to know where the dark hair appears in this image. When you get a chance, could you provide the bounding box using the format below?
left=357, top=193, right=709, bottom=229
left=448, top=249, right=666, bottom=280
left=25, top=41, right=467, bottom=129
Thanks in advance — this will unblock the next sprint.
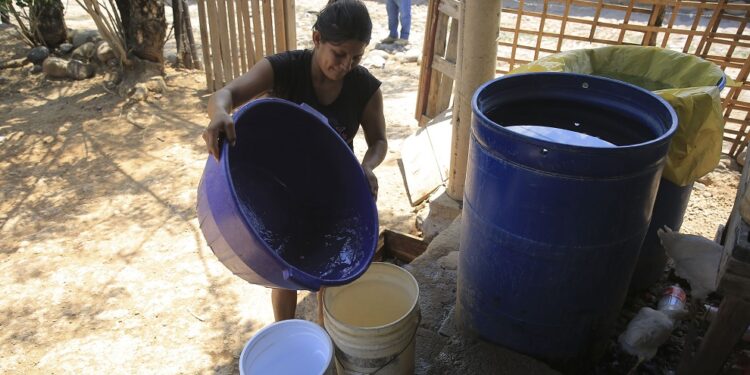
left=313, top=0, right=372, bottom=44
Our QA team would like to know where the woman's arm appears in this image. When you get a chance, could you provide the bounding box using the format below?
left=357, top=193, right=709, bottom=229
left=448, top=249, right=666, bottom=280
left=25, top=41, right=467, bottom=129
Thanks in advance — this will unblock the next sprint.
left=203, top=59, right=275, bottom=160
left=359, top=88, right=388, bottom=198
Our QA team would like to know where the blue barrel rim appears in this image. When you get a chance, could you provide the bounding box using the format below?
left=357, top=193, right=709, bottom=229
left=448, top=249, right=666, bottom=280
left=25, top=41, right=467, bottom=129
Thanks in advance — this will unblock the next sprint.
left=471, top=72, right=679, bottom=154
left=220, top=98, right=379, bottom=289
left=717, top=73, right=727, bottom=91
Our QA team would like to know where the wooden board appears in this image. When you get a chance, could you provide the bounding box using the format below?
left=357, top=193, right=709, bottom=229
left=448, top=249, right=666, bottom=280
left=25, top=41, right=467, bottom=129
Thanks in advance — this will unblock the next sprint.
left=374, top=229, right=429, bottom=263
left=399, top=111, right=452, bottom=206
left=250, top=0, right=264, bottom=62
left=196, top=0, right=214, bottom=90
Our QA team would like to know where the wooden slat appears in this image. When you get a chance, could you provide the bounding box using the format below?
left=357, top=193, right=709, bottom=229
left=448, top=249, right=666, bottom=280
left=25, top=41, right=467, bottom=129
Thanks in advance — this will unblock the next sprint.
left=426, top=12, right=450, bottom=118
left=283, top=0, right=296, bottom=50
left=435, top=18, right=459, bottom=111
left=251, top=0, right=264, bottom=62
left=696, top=0, right=727, bottom=57
left=196, top=0, right=214, bottom=91
left=262, top=0, right=275, bottom=55
left=235, top=0, right=248, bottom=72
left=215, top=0, right=234, bottom=84
left=616, top=0, right=637, bottom=44
left=683, top=0, right=706, bottom=54
left=383, top=230, right=428, bottom=263
left=678, top=297, right=750, bottom=375
left=587, top=0, right=604, bottom=42
left=415, top=0, right=443, bottom=123
left=508, top=0, right=525, bottom=69
left=205, top=0, right=226, bottom=90
left=660, top=1, right=681, bottom=48
left=239, top=0, right=256, bottom=68
left=556, top=0, right=573, bottom=51
left=226, top=0, right=241, bottom=78
left=438, top=0, right=460, bottom=19
left=533, top=0, right=549, bottom=60
left=728, top=59, right=750, bottom=156
left=642, top=3, right=665, bottom=46
left=432, top=55, right=455, bottom=79
left=273, top=0, right=287, bottom=51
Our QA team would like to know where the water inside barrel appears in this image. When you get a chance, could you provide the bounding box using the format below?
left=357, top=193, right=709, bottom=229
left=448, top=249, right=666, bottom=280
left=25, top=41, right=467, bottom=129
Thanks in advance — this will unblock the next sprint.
left=506, top=125, right=615, bottom=147
left=485, top=97, right=655, bottom=146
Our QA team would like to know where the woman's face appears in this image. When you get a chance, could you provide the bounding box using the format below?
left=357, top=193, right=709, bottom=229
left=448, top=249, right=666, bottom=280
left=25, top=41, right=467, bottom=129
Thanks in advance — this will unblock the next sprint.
left=313, top=31, right=367, bottom=81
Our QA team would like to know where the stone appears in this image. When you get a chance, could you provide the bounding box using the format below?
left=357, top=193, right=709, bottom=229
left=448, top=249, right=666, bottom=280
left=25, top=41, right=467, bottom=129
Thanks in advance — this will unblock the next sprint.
left=718, top=154, right=733, bottom=170
left=67, top=59, right=96, bottom=80
left=58, top=43, right=74, bottom=55
left=367, top=49, right=390, bottom=60
left=42, top=57, right=69, bottom=78
left=71, top=42, right=96, bottom=62
left=437, top=307, right=457, bottom=337
left=166, top=53, right=178, bottom=66
left=96, top=42, right=115, bottom=64
left=438, top=251, right=459, bottom=270
left=0, top=57, right=29, bottom=69
left=402, top=49, right=420, bottom=63
left=27, top=46, right=49, bottom=65
left=420, top=188, right=462, bottom=243
left=146, top=76, right=168, bottom=93
left=131, top=85, right=148, bottom=101
left=737, top=149, right=747, bottom=167
left=30, top=64, right=43, bottom=74
left=71, top=29, right=101, bottom=48
left=361, top=54, right=386, bottom=70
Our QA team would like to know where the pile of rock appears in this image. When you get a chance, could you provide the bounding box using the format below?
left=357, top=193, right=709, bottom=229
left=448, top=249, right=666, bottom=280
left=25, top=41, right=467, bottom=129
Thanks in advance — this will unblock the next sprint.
left=28, top=29, right=118, bottom=81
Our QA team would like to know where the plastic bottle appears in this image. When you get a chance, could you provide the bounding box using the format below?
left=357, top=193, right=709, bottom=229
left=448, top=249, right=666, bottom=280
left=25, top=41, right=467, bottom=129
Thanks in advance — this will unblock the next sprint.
left=657, top=285, right=687, bottom=319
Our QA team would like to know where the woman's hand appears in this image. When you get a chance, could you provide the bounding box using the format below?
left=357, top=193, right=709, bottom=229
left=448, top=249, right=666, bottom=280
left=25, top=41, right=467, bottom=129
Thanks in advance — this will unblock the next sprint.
left=363, top=165, right=379, bottom=200
left=202, top=112, right=236, bottom=161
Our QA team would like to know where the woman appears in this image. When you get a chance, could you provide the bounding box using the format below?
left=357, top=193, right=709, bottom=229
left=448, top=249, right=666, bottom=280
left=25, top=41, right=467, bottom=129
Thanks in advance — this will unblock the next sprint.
left=202, top=0, right=387, bottom=322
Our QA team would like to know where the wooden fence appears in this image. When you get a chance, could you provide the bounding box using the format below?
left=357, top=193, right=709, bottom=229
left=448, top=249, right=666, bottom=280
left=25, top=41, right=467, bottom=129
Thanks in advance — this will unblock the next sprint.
left=196, top=0, right=296, bottom=92
left=417, top=0, right=750, bottom=157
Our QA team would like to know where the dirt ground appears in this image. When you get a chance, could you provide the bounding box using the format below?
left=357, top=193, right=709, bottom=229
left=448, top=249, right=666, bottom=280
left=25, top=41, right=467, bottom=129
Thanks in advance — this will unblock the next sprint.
left=0, top=1, right=742, bottom=374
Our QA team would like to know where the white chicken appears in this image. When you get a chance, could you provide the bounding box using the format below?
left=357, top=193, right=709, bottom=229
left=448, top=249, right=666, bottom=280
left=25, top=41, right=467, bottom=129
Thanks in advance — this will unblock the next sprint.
left=657, top=226, right=723, bottom=300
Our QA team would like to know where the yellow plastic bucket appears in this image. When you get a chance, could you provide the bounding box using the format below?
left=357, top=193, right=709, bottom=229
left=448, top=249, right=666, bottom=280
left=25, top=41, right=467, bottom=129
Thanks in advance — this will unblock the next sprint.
left=323, top=262, right=420, bottom=374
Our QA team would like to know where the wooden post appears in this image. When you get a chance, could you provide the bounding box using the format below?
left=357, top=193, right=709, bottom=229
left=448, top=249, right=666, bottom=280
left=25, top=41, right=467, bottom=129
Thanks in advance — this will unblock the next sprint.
left=446, top=0, right=501, bottom=200
left=679, top=296, right=750, bottom=375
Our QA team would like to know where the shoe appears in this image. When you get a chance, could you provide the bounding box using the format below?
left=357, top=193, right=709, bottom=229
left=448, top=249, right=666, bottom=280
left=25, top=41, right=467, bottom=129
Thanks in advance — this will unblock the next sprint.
left=395, top=38, right=409, bottom=46
left=381, top=36, right=397, bottom=44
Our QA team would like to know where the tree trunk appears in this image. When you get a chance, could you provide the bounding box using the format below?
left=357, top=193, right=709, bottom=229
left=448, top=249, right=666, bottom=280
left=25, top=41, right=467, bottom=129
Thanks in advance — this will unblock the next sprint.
left=125, top=0, right=166, bottom=64
left=172, top=0, right=183, bottom=66
left=172, top=0, right=201, bottom=69
left=31, top=0, right=67, bottom=47
left=182, top=0, right=202, bottom=70
left=1, top=10, right=9, bottom=24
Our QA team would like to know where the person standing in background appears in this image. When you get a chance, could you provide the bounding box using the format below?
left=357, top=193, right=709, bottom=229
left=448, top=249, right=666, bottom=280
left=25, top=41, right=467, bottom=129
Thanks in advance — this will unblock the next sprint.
left=381, top=0, right=411, bottom=46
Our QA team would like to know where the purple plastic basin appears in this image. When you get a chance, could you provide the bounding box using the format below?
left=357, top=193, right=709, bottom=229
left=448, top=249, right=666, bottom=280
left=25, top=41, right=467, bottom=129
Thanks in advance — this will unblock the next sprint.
left=197, top=98, right=378, bottom=291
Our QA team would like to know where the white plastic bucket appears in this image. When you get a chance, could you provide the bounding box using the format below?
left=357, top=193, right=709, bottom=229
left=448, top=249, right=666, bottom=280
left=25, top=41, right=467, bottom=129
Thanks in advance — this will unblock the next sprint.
left=323, top=262, right=420, bottom=375
left=239, top=319, right=334, bottom=375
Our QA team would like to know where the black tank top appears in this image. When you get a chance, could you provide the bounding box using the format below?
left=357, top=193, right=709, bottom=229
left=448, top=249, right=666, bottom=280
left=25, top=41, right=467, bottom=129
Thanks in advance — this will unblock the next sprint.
left=266, top=49, right=382, bottom=149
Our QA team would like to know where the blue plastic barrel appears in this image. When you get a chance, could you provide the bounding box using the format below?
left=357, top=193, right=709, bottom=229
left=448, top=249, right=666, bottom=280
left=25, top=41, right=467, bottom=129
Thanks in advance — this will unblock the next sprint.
left=197, top=98, right=378, bottom=291
left=457, top=73, right=677, bottom=368
left=630, top=75, right=726, bottom=291
left=630, top=179, right=693, bottom=290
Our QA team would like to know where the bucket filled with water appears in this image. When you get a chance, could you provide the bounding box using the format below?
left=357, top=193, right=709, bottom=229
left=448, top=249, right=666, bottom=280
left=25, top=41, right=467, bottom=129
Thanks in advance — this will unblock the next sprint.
left=323, top=262, right=420, bottom=374
left=239, top=319, right=334, bottom=375
left=197, top=98, right=379, bottom=291
left=457, top=72, right=678, bottom=369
